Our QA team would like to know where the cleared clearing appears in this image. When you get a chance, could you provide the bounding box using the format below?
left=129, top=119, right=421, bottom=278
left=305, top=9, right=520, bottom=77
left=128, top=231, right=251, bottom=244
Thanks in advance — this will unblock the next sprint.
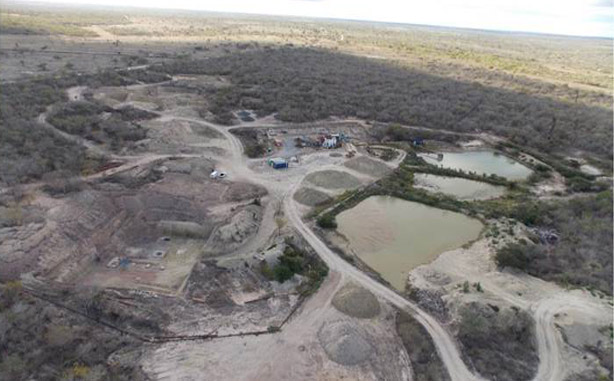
left=332, top=282, right=381, bottom=319
left=305, top=170, right=361, bottom=189
left=344, top=156, right=392, bottom=177
left=293, top=187, right=333, bottom=206
left=318, top=320, right=375, bottom=366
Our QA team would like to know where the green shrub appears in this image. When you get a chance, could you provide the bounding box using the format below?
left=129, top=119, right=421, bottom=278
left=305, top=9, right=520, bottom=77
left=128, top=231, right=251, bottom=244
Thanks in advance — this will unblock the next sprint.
left=495, top=243, right=531, bottom=270
left=316, top=214, right=337, bottom=229
left=273, top=264, right=294, bottom=282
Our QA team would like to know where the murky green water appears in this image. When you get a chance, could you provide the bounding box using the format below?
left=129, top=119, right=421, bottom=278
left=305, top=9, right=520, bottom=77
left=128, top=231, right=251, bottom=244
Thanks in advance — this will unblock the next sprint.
left=414, top=174, right=506, bottom=200
left=336, top=196, right=483, bottom=290
left=419, top=151, right=532, bottom=180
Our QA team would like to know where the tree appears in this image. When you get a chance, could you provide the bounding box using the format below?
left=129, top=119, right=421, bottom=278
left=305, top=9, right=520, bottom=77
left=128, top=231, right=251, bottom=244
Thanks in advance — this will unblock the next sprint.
left=273, top=264, right=293, bottom=283
left=316, top=214, right=337, bottom=229
left=495, top=243, right=531, bottom=271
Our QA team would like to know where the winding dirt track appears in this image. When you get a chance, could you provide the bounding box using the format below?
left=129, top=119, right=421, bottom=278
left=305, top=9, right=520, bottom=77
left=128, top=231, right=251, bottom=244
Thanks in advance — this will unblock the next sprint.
left=198, top=118, right=485, bottom=381
left=209, top=115, right=605, bottom=381
left=283, top=194, right=484, bottom=381
left=44, top=84, right=608, bottom=380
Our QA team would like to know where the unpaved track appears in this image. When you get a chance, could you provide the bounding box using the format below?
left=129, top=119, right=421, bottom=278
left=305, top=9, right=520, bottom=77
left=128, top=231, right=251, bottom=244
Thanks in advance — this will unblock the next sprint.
left=207, top=113, right=591, bottom=381
left=47, top=86, right=589, bottom=380
left=476, top=274, right=610, bottom=381
left=185, top=114, right=485, bottom=381
left=283, top=192, right=484, bottom=381
left=37, top=106, right=107, bottom=157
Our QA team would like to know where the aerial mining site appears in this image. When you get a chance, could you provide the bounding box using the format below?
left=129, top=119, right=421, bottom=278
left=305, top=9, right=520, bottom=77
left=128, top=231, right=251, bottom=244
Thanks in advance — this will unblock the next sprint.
left=0, top=2, right=612, bottom=381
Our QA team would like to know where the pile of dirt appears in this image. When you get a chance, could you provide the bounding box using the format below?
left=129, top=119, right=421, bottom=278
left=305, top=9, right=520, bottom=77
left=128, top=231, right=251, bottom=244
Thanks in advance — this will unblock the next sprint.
left=332, top=282, right=380, bottom=319
left=305, top=170, right=361, bottom=190
left=223, top=182, right=267, bottom=202
left=317, top=320, right=374, bottom=365
left=207, top=205, right=262, bottom=254
left=344, top=156, right=391, bottom=177
left=293, top=187, right=332, bottom=206
left=189, top=122, right=224, bottom=139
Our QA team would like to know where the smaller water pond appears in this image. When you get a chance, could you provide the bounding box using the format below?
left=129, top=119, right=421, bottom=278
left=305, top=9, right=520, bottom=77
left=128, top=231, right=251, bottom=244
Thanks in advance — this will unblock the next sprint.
left=419, top=150, right=532, bottom=180
left=414, top=174, right=506, bottom=200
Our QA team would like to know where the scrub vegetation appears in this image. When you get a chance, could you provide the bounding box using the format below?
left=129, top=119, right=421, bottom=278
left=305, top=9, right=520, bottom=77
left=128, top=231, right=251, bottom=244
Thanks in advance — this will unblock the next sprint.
left=396, top=310, right=450, bottom=381
left=260, top=240, right=329, bottom=294
left=155, top=47, right=612, bottom=158
left=0, top=3, right=611, bottom=380
left=0, top=70, right=164, bottom=185
left=0, top=283, right=146, bottom=380
left=457, top=302, right=538, bottom=381
left=48, top=101, right=155, bottom=151
left=496, top=191, right=613, bottom=294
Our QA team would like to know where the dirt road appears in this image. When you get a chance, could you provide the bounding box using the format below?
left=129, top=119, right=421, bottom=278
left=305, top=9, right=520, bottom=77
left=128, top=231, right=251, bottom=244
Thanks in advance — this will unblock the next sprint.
left=37, top=106, right=107, bottom=157
left=283, top=191, right=484, bottom=381
left=48, top=89, right=598, bottom=381
left=203, top=113, right=605, bottom=381
left=176, top=114, right=484, bottom=381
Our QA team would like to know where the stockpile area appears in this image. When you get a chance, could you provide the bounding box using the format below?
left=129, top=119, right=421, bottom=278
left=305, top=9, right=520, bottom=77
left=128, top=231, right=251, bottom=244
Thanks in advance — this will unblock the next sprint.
left=136, top=119, right=228, bottom=155
left=344, top=156, right=391, bottom=177
left=304, top=170, right=361, bottom=190
left=1, top=159, right=267, bottom=291
left=318, top=320, right=375, bottom=366
left=293, top=187, right=332, bottom=207
left=332, top=282, right=381, bottom=319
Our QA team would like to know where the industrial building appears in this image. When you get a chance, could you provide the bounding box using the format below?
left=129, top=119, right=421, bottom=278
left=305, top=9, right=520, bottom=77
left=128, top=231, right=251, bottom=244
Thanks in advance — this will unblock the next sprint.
left=267, top=157, right=289, bottom=169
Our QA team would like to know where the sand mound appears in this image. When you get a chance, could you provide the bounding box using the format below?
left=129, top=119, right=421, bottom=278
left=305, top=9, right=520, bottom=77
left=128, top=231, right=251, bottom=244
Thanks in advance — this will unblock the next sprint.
left=305, top=170, right=361, bottom=190
left=293, top=187, right=332, bottom=206
left=318, top=320, right=374, bottom=365
left=344, top=156, right=391, bottom=177
left=332, top=282, right=381, bottom=319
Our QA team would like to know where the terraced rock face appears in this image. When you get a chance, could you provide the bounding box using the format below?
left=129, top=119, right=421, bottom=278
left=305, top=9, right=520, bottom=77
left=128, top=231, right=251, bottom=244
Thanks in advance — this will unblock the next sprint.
left=318, top=320, right=374, bottom=366
left=0, top=164, right=267, bottom=284
left=332, top=282, right=381, bottom=319
left=207, top=205, right=262, bottom=255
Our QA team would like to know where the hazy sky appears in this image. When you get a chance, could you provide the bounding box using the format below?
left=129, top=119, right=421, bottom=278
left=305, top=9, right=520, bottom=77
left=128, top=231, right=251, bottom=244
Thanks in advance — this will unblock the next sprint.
left=26, top=0, right=614, bottom=37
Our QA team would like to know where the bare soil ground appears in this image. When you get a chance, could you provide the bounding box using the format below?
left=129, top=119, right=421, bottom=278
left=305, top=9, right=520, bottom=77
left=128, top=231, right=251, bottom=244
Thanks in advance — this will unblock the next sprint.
left=331, top=282, right=381, bottom=319
left=344, top=156, right=392, bottom=177
left=1, top=43, right=610, bottom=381
left=293, top=186, right=332, bottom=207
left=305, top=170, right=362, bottom=189
left=142, top=275, right=413, bottom=381
left=408, top=223, right=613, bottom=381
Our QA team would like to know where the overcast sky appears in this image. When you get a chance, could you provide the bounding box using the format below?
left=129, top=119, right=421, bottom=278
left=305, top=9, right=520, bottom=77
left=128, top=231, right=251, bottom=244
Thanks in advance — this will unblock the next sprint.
left=24, top=0, right=614, bottom=37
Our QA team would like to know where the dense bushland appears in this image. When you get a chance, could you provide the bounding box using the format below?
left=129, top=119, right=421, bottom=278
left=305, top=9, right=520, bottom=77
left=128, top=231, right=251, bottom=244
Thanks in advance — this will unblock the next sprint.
left=155, top=47, right=613, bottom=158
left=0, top=282, right=146, bottom=380
left=0, top=71, right=161, bottom=184
left=48, top=101, right=152, bottom=150
left=457, top=302, right=538, bottom=381
left=496, top=190, right=613, bottom=294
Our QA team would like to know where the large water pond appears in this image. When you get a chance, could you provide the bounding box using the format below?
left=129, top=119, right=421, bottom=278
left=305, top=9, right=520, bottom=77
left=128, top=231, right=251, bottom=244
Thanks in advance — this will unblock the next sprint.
left=419, top=150, right=532, bottom=180
left=336, top=196, right=483, bottom=290
left=414, top=174, right=506, bottom=200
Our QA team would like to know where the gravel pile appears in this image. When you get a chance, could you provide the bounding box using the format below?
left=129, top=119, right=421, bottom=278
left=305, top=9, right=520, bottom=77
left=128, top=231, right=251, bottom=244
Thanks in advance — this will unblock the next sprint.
left=332, top=282, right=381, bottom=319
left=344, top=156, right=391, bottom=177
left=318, top=320, right=374, bottom=365
left=293, top=187, right=332, bottom=206
left=305, top=170, right=361, bottom=189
